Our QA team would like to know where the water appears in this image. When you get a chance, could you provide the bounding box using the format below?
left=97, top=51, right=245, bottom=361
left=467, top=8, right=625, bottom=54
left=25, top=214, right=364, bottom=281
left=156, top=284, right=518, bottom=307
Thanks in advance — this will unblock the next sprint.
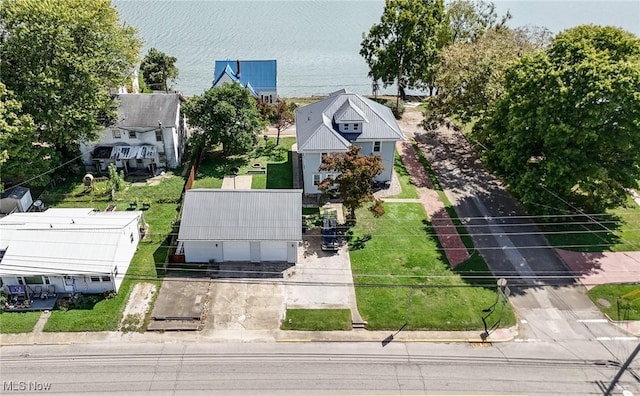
left=114, top=0, right=387, bottom=97
left=114, top=0, right=640, bottom=97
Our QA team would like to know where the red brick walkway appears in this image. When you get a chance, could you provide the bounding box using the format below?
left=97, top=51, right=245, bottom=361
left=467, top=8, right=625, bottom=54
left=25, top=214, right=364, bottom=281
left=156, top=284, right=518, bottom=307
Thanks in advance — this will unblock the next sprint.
left=393, top=141, right=470, bottom=267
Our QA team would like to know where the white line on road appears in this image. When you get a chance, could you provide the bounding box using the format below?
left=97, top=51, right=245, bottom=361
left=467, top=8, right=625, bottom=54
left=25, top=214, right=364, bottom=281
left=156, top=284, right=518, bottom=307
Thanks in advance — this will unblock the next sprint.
left=576, top=319, right=609, bottom=323
left=595, top=336, right=639, bottom=341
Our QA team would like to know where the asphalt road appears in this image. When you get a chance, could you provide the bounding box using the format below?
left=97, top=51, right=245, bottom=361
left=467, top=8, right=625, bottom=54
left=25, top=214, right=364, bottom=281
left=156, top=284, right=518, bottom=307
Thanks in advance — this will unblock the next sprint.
left=411, top=120, right=633, bottom=343
left=2, top=340, right=638, bottom=395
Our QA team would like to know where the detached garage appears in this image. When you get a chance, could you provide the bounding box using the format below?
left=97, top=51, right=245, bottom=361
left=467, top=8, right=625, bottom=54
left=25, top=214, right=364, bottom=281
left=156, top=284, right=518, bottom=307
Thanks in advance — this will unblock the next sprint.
left=178, top=189, right=302, bottom=264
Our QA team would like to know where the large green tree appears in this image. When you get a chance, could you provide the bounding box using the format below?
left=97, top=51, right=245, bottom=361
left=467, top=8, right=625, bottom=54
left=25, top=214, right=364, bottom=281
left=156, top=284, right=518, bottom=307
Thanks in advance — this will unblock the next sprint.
left=442, top=0, right=511, bottom=45
left=423, top=27, right=548, bottom=130
left=140, top=48, right=179, bottom=92
left=0, top=0, right=141, bottom=151
left=183, top=83, right=266, bottom=156
left=318, top=146, right=385, bottom=221
left=360, top=0, right=446, bottom=99
left=477, top=25, right=640, bottom=213
left=0, top=83, right=59, bottom=189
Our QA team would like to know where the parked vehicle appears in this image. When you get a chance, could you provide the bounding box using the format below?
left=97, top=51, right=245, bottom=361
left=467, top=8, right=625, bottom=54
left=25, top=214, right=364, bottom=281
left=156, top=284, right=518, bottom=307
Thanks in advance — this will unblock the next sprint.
left=321, top=214, right=339, bottom=251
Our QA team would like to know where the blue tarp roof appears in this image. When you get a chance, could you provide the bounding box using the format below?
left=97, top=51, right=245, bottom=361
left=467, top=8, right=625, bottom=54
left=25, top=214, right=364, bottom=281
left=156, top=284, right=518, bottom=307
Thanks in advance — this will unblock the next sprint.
left=213, top=60, right=277, bottom=92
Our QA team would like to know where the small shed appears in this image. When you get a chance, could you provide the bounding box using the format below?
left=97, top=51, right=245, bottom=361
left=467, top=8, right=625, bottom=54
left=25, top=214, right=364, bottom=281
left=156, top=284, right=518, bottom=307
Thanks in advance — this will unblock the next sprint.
left=0, top=186, right=33, bottom=214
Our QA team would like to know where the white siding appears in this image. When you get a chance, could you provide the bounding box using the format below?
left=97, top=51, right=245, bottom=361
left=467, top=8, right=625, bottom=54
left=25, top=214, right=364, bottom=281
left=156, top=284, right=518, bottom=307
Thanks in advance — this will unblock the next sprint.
left=183, top=241, right=223, bottom=263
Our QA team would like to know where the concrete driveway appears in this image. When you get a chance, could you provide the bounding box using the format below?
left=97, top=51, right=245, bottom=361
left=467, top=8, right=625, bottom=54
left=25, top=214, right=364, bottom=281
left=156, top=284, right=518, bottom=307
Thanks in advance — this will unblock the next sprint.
left=198, top=227, right=364, bottom=334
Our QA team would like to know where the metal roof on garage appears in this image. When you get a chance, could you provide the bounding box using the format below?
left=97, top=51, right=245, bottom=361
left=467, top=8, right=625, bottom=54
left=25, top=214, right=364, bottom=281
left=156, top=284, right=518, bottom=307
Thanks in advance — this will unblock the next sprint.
left=178, top=189, right=302, bottom=241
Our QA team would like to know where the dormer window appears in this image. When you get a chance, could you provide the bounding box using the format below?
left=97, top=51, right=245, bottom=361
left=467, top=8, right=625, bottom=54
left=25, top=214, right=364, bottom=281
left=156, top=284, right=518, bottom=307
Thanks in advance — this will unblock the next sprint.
left=353, top=123, right=359, bottom=131
left=343, top=123, right=349, bottom=131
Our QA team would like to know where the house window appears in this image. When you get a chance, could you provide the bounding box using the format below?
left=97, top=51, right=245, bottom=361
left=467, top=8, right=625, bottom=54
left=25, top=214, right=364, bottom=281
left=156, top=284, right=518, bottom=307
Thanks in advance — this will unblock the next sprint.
left=373, top=141, right=381, bottom=152
left=24, top=276, right=43, bottom=285
left=103, top=276, right=111, bottom=282
left=90, top=276, right=101, bottom=282
left=128, top=130, right=136, bottom=139
left=155, top=130, right=163, bottom=142
left=313, top=174, right=321, bottom=185
left=343, top=123, right=349, bottom=131
left=353, top=123, right=359, bottom=131
left=44, top=277, right=50, bottom=285
left=112, top=129, right=121, bottom=139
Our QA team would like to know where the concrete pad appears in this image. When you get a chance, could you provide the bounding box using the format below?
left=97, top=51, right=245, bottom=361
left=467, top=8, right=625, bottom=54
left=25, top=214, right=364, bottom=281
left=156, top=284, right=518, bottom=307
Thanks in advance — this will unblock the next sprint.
left=284, top=229, right=365, bottom=325
left=150, top=277, right=210, bottom=320
left=221, top=175, right=252, bottom=189
left=203, top=280, right=285, bottom=332
left=147, top=319, right=200, bottom=331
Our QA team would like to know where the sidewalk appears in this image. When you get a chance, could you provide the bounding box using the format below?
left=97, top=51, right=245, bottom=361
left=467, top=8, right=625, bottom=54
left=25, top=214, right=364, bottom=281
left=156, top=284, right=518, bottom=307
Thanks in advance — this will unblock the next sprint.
left=0, top=326, right=519, bottom=346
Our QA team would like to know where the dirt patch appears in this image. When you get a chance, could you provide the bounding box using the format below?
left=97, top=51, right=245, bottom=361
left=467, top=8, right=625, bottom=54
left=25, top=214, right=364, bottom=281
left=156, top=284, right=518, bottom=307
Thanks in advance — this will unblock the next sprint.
left=119, top=282, right=156, bottom=332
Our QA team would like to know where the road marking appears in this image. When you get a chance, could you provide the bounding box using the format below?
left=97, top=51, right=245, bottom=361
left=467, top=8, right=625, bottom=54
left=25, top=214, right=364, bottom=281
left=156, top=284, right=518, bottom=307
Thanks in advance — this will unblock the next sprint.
left=596, top=336, right=639, bottom=341
left=577, top=319, right=608, bottom=323
left=514, top=338, right=545, bottom=343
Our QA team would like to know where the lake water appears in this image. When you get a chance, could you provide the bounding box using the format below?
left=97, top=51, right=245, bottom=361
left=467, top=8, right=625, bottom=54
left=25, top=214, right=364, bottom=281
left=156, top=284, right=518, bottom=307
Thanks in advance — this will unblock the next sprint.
left=114, top=0, right=387, bottom=97
left=113, top=0, right=640, bottom=97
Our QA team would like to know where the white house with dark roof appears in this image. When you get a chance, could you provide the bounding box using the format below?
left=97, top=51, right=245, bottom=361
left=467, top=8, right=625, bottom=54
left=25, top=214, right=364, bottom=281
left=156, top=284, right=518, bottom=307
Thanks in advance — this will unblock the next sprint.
left=177, top=189, right=301, bottom=264
left=79, top=93, right=188, bottom=173
left=212, top=60, right=277, bottom=104
left=0, top=208, right=143, bottom=295
left=295, top=89, right=406, bottom=194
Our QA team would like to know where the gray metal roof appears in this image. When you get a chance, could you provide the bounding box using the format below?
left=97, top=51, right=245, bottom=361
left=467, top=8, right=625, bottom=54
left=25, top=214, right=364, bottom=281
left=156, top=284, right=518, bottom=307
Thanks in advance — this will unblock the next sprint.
left=333, top=98, right=368, bottom=123
left=115, top=93, right=181, bottom=128
left=178, top=189, right=303, bottom=241
left=295, top=91, right=405, bottom=153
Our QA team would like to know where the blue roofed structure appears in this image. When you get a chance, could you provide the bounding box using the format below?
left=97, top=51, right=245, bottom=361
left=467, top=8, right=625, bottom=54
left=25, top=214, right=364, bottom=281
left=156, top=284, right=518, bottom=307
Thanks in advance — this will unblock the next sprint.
left=213, top=60, right=277, bottom=104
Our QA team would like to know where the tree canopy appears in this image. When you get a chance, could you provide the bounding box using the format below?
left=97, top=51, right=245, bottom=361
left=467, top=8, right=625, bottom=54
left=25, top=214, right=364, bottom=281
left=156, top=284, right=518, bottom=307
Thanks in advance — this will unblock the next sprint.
left=0, top=83, right=59, bottom=188
left=423, top=27, right=548, bottom=129
left=477, top=25, right=640, bottom=213
left=318, top=146, right=385, bottom=221
left=140, top=48, right=179, bottom=92
left=360, top=0, right=446, bottom=98
left=183, top=83, right=266, bottom=156
left=442, top=0, right=511, bottom=45
left=0, top=0, right=141, bottom=151
left=258, top=99, right=297, bottom=146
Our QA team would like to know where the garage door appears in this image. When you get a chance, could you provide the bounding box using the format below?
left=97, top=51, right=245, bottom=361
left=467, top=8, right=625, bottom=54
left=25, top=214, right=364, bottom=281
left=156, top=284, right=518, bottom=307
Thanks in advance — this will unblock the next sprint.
left=223, top=241, right=250, bottom=261
left=260, top=241, right=288, bottom=261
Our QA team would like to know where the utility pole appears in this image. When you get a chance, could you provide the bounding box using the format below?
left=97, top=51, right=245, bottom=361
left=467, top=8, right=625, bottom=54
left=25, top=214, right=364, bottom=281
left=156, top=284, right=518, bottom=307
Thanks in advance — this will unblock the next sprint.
left=604, top=342, right=640, bottom=396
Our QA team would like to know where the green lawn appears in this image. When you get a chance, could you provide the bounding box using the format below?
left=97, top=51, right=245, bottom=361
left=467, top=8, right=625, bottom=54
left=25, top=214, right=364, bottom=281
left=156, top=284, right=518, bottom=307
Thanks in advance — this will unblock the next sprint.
left=387, top=151, right=419, bottom=199
left=193, top=137, right=295, bottom=189
left=348, top=202, right=515, bottom=331
left=281, top=309, right=352, bottom=331
left=588, top=284, right=640, bottom=321
left=0, top=312, right=41, bottom=333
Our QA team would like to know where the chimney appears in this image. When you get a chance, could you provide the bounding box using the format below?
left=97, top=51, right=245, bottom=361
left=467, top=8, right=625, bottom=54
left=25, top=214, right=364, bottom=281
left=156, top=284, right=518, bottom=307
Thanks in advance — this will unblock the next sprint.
left=236, top=59, right=241, bottom=78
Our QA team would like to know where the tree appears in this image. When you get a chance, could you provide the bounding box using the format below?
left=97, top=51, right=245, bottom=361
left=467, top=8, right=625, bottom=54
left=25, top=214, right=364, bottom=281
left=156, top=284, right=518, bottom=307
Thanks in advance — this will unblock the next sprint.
left=442, top=0, right=511, bottom=45
left=0, top=83, right=59, bottom=189
left=360, top=0, right=446, bottom=100
left=477, top=25, right=640, bottom=213
left=318, top=146, right=385, bottom=221
left=183, top=83, right=266, bottom=156
left=140, top=48, right=179, bottom=92
left=268, top=100, right=297, bottom=146
left=0, top=0, right=141, bottom=152
left=423, top=27, right=548, bottom=130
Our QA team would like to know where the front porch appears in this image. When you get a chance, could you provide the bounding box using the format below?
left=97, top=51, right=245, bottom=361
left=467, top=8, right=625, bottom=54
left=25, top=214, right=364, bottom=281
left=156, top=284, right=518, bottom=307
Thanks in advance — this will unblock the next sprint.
left=4, top=295, right=58, bottom=312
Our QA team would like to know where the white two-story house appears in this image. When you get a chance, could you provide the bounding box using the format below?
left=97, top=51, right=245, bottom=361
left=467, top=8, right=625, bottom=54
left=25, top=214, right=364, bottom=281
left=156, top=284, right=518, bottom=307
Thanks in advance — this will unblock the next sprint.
left=295, top=89, right=406, bottom=195
left=80, top=93, right=187, bottom=173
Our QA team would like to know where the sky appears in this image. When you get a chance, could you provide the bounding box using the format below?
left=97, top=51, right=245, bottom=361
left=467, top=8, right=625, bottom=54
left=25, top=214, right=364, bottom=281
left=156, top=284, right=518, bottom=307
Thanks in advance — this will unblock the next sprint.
left=493, top=1, right=640, bottom=35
